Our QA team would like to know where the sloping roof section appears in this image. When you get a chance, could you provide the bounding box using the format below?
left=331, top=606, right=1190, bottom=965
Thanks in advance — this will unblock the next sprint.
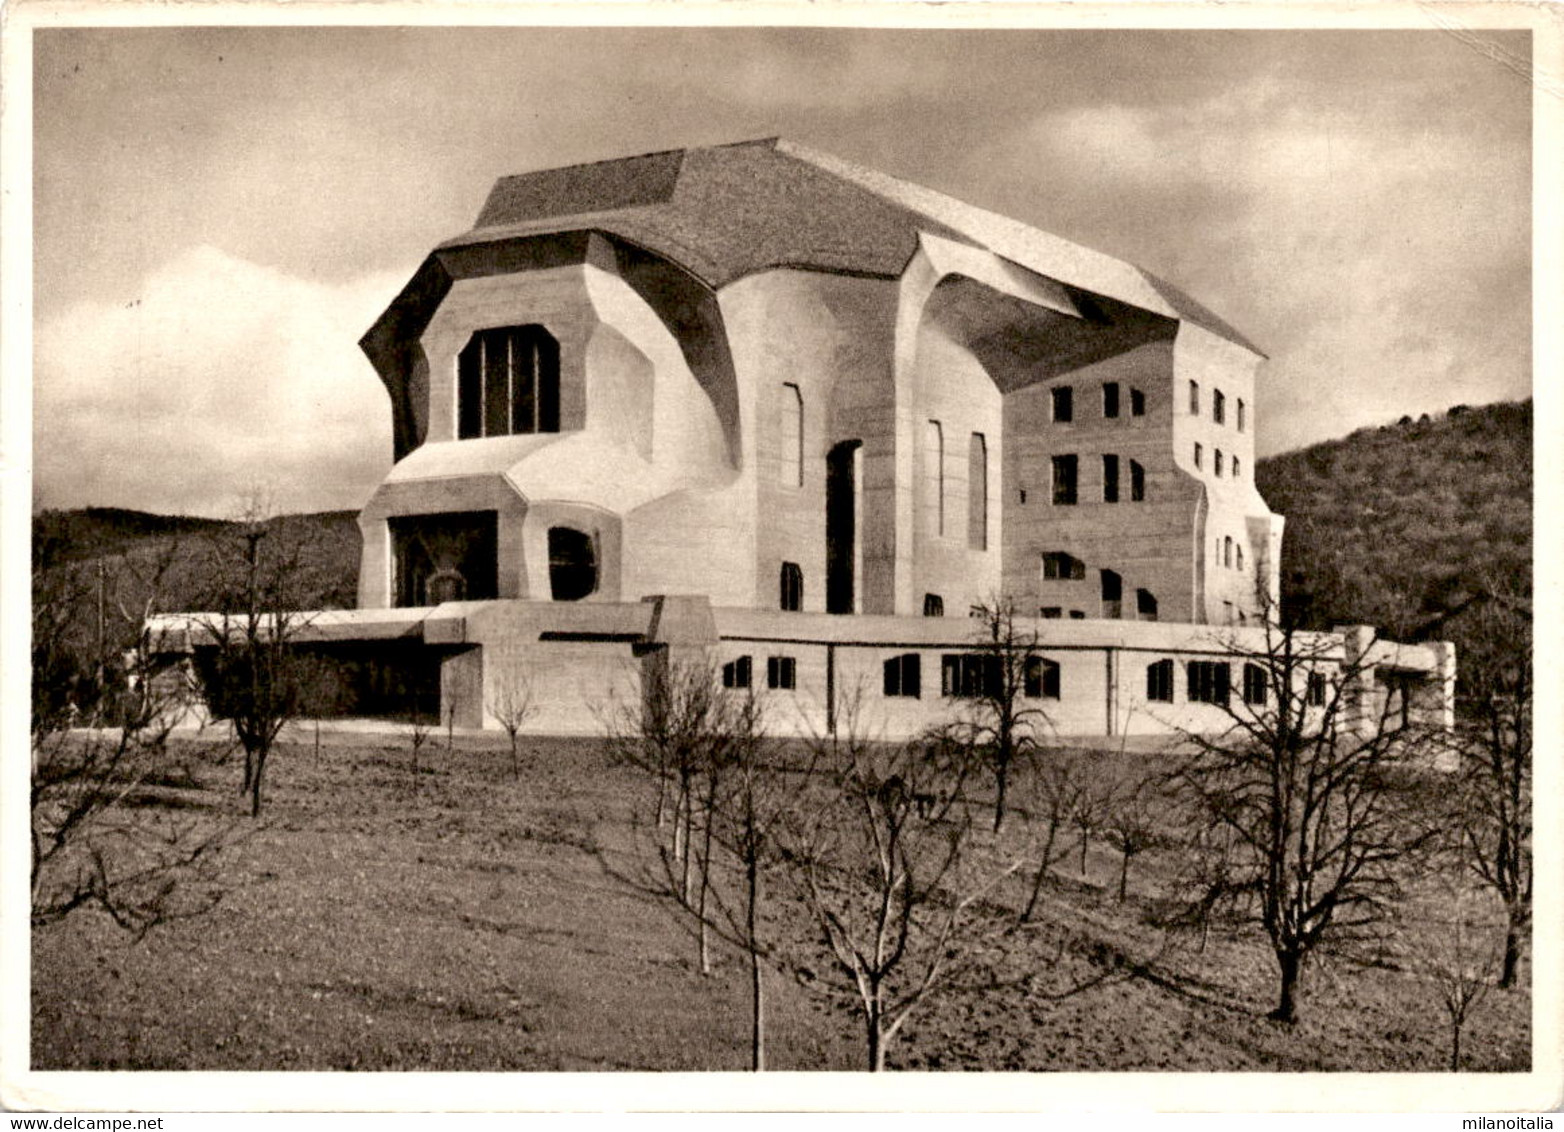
left=445, top=137, right=1262, bottom=357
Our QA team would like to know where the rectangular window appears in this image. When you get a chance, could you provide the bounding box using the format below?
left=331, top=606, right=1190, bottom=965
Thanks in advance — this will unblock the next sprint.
left=1189, top=381, right=1200, bottom=415
left=1136, top=588, right=1158, bottom=621
left=1130, top=460, right=1145, bottom=502
left=779, top=383, right=803, bottom=487
left=1103, top=454, right=1120, bottom=503
left=1215, top=449, right=1224, bottom=478
left=1040, top=606, right=1062, bottom=619
left=1103, top=382, right=1120, bottom=419
left=1232, top=457, right=1241, bottom=479
left=1243, top=662, right=1268, bottom=706
left=1101, top=569, right=1123, bottom=620
left=968, top=433, right=988, bottom=551
left=1146, top=659, right=1174, bottom=703
left=1024, top=656, right=1061, bottom=700
left=1194, top=442, right=1203, bottom=471
left=1069, top=610, right=1086, bottom=620
left=766, top=655, right=796, bottom=691
left=941, top=654, right=1002, bottom=698
left=883, top=653, right=922, bottom=698
left=1052, top=455, right=1078, bottom=505
left=1213, top=389, right=1226, bottom=425
left=722, top=656, right=752, bottom=689
left=1052, top=386, right=1073, bottom=423
left=1237, top=399, right=1246, bottom=433
left=1187, top=660, right=1230, bottom=705
left=1307, top=671, right=1328, bottom=706
left=927, top=420, right=945, bottom=536
left=922, top=593, right=944, bottom=617
left=780, top=562, right=803, bottom=611
left=1043, top=552, right=1085, bottom=580
left=1130, top=388, right=1146, bottom=417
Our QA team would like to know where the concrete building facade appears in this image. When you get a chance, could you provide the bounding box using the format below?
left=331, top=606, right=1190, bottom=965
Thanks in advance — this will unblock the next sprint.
left=153, top=139, right=1453, bottom=740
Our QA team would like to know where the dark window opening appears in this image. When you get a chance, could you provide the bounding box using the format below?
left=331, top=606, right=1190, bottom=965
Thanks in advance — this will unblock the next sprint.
left=548, top=527, right=598, bottom=602
left=883, top=653, right=922, bottom=698
left=1147, top=659, right=1174, bottom=703
left=1214, top=389, right=1226, bottom=425
left=1237, top=398, right=1247, bottom=432
left=1307, top=671, right=1328, bottom=707
left=1103, top=382, right=1120, bottom=419
left=1052, top=455, right=1078, bottom=505
left=968, top=433, right=988, bottom=551
left=827, top=440, right=861, bottom=614
left=1130, top=388, right=1146, bottom=417
left=1101, top=569, right=1123, bottom=620
left=1043, top=552, right=1086, bottom=581
left=722, top=656, right=752, bottom=689
left=390, top=511, right=498, bottom=609
left=1188, top=660, right=1230, bottom=705
left=457, top=325, right=560, bottom=439
left=1130, top=460, right=1146, bottom=502
left=766, top=655, right=796, bottom=691
left=1189, top=380, right=1200, bottom=415
left=941, top=653, right=1002, bottom=698
left=1040, top=606, right=1062, bottom=619
left=1024, top=656, right=1061, bottom=700
left=1137, top=588, right=1158, bottom=621
left=1243, top=662, right=1268, bottom=706
left=1103, top=454, right=1120, bottom=503
left=1194, top=442, right=1203, bottom=470
left=780, top=562, right=803, bottom=612
left=1215, top=449, right=1224, bottom=478
left=1069, top=610, right=1086, bottom=620
left=1233, top=457, right=1241, bottom=479
left=923, top=593, right=945, bottom=618
left=1052, top=386, right=1073, bottom=423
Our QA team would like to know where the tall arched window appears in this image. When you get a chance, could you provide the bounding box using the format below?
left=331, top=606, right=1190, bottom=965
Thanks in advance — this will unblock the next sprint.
left=927, top=420, right=945, bottom=535
left=779, top=383, right=803, bottom=487
left=458, top=325, right=559, bottom=439
left=968, top=433, right=987, bottom=550
left=1224, top=536, right=1234, bottom=568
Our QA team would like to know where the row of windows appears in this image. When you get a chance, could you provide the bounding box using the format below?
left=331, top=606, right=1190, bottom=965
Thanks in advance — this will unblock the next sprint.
left=1048, top=455, right=1146, bottom=505
left=1192, top=443, right=1241, bottom=479
left=1051, top=382, right=1146, bottom=424
left=1147, top=659, right=1328, bottom=706
left=725, top=652, right=1330, bottom=709
left=925, top=422, right=989, bottom=550
left=1040, top=557, right=1157, bottom=621
left=1190, top=382, right=1246, bottom=433
left=1215, top=537, right=1246, bottom=572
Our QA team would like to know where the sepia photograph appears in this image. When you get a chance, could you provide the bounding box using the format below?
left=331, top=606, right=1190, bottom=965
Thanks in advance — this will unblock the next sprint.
left=4, top=1, right=1556, bottom=1114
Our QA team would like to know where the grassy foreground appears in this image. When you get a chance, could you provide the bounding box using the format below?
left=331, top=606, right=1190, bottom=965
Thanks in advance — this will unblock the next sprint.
left=32, top=730, right=1530, bottom=1073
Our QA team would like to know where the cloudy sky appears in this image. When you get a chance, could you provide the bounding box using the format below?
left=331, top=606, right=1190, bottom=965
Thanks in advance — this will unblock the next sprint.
left=30, top=22, right=1533, bottom=518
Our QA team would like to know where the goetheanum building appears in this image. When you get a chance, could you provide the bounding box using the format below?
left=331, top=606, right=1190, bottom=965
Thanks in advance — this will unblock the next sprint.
left=153, top=139, right=1454, bottom=738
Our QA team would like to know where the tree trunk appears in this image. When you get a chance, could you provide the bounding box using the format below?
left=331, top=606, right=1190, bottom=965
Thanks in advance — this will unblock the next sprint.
left=749, top=858, right=764, bottom=1072
left=866, top=1001, right=885, bottom=1072
left=1270, top=950, right=1301, bottom=1024
left=1450, top=1021, right=1462, bottom=1072
left=249, top=750, right=265, bottom=819
left=1079, top=829, right=1089, bottom=877
left=1020, top=821, right=1058, bottom=923
left=697, top=789, right=715, bottom=975
left=993, top=753, right=1009, bottom=833
left=1500, top=914, right=1521, bottom=989
left=1118, top=850, right=1130, bottom=903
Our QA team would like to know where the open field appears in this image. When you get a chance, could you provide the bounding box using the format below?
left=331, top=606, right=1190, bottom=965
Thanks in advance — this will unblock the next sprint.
left=32, top=728, right=1531, bottom=1073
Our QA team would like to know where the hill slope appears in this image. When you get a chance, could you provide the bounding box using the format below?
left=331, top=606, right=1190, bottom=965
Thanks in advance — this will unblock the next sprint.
left=1256, top=399, right=1531, bottom=679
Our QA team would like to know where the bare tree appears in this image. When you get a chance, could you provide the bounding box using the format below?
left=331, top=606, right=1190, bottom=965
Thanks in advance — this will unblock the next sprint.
left=1449, top=588, right=1532, bottom=989
left=1017, top=750, right=1082, bottom=923
left=1414, top=889, right=1501, bottom=1071
left=784, top=724, right=1020, bottom=1071
left=408, top=708, right=434, bottom=787
left=489, top=667, right=538, bottom=779
left=32, top=546, right=230, bottom=937
left=1102, top=772, right=1166, bottom=904
left=1171, top=614, right=1437, bottom=1023
left=191, top=497, right=322, bottom=818
left=1071, top=773, right=1111, bottom=881
left=957, top=597, right=1052, bottom=833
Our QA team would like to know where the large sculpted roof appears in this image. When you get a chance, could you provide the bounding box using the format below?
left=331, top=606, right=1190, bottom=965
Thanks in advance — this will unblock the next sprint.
left=440, top=137, right=1260, bottom=355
